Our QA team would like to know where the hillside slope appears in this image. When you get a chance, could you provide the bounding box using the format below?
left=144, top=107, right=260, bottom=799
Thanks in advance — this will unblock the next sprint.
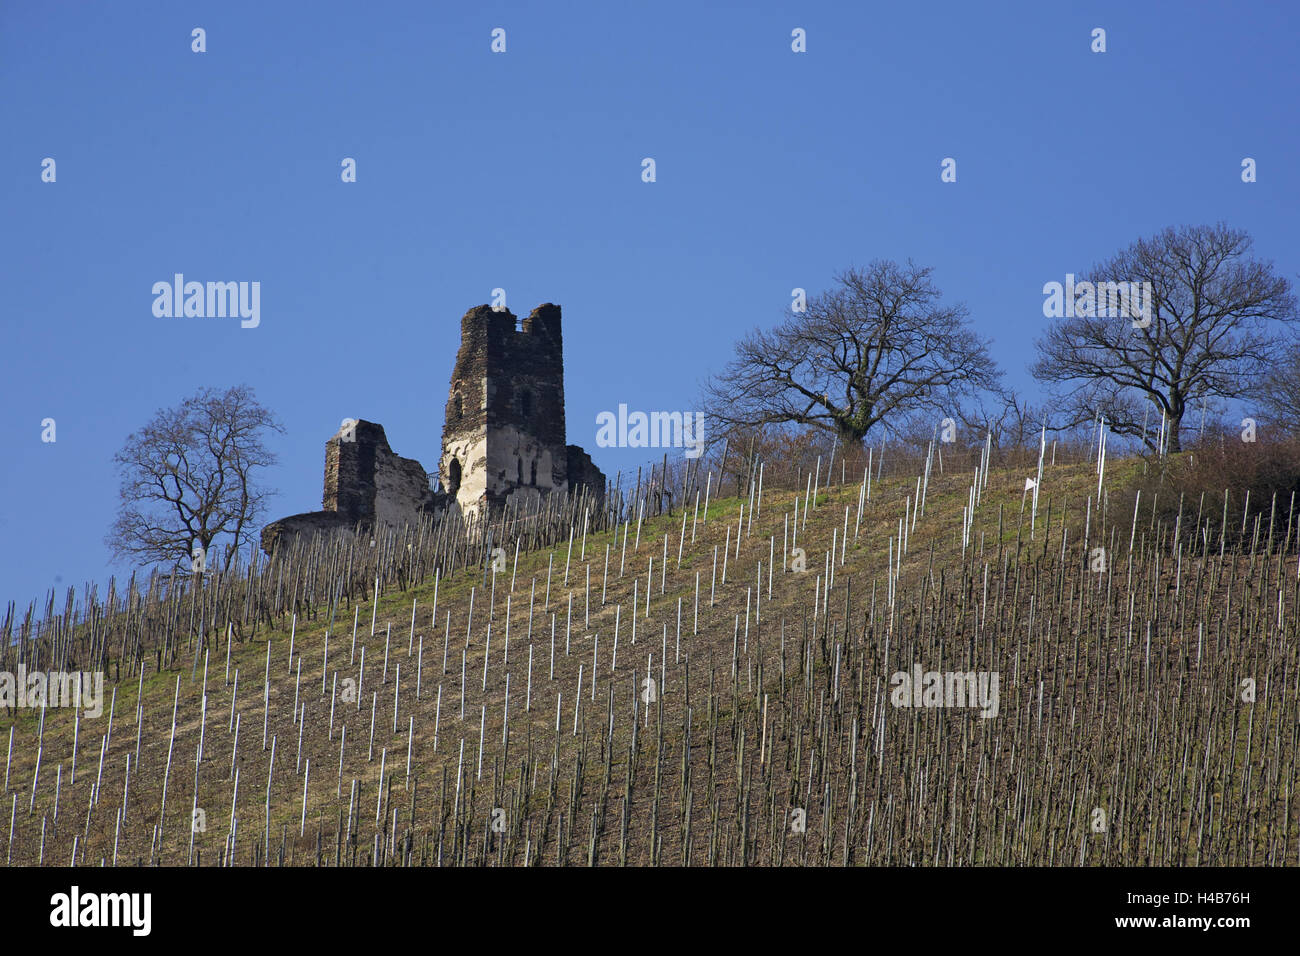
left=4, top=453, right=1298, bottom=866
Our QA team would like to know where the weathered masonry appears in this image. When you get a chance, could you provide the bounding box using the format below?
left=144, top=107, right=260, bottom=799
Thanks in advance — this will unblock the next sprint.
left=261, top=302, right=605, bottom=554
left=441, top=303, right=604, bottom=520
left=259, top=419, right=446, bottom=555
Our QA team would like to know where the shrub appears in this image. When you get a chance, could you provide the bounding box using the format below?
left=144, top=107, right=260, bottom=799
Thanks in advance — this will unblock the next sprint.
left=1133, top=427, right=1300, bottom=549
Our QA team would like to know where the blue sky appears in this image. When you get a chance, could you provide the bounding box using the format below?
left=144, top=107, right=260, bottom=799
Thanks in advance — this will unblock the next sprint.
left=2, top=1, right=1297, bottom=612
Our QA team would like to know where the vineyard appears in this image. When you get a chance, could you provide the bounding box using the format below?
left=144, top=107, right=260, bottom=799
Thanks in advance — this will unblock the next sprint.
left=3, top=443, right=1298, bottom=867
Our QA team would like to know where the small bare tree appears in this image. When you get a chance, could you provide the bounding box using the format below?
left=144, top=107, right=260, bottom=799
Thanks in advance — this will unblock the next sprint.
left=704, top=260, right=1001, bottom=447
left=953, top=391, right=1052, bottom=450
left=1032, top=223, right=1296, bottom=452
left=108, top=385, right=283, bottom=571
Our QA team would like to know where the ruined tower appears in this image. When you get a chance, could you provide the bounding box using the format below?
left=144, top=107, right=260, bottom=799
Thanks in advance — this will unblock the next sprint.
left=260, top=301, right=604, bottom=556
left=441, top=303, right=604, bottom=517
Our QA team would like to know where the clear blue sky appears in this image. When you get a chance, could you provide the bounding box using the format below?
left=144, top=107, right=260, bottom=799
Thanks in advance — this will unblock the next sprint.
left=2, top=1, right=1297, bottom=613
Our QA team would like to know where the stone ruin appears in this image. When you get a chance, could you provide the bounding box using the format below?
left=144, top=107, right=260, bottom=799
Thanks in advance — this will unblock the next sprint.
left=441, top=303, right=605, bottom=519
left=261, top=303, right=606, bottom=555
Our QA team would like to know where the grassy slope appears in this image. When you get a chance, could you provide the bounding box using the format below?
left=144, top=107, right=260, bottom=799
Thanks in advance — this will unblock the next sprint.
left=8, top=451, right=1291, bottom=866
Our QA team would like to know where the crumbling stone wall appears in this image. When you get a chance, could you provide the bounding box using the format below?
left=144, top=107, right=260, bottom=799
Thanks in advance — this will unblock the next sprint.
left=323, top=420, right=440, bottom=527
left=566, top=445, right=605, bottom=500
left=261, top=420, right=445, bottom=555
left=259, top=509, right=352, bottom=556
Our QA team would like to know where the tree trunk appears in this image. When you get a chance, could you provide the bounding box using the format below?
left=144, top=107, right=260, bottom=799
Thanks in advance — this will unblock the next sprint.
left=1167, top=413, right=1183, bottom=453
left=837, top=423, right=866, bottom=448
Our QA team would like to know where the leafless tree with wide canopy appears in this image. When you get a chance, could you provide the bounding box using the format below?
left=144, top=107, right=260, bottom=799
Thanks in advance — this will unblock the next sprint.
left=108, top=384, right=283, bottom=571
left=704, top=260, right=1001, bottom=448
left=1032, top=223, right=1296, bottom=452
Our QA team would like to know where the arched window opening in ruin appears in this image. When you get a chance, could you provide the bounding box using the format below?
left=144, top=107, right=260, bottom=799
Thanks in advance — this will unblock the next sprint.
left=517, top=457, right=523, bottom=485
left=530, top=459, right=537, bottom=485
left=518, top=389, right=533, bottom=420
left=447, top=457, right=461, bottom=496
left=452, top=392, right=463, bottom=421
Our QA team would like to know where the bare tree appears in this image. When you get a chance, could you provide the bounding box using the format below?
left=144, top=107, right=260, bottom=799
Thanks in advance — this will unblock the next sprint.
left=704, top=260, right=1001, bottom=447
left=1032, top=223, right=1296, bottom=452
left=954, top=390, right=1052, bottom=450
left=1251, top=341, right=1300, bottom=433
left=107, top=385, right=283, bottom=571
